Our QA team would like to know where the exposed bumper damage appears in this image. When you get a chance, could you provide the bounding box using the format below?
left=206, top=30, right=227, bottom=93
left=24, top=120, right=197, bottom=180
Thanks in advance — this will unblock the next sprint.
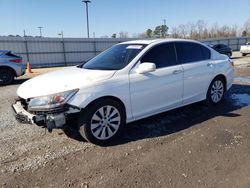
left=12, top=99, right=81, bottom=132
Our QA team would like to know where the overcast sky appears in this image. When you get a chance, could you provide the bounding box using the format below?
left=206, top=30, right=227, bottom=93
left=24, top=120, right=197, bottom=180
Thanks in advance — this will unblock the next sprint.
left=1, top=0, right=250, bottom=38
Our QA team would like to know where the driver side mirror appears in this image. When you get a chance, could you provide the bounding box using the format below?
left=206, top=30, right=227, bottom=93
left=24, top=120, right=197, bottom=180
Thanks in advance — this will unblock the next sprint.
left=136, top=62, right=156, bottom=74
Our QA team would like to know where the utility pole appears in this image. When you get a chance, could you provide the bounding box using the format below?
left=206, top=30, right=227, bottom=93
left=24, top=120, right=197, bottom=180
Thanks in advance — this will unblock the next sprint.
left=163, top=19, right=166, bottom=26
left=82, top=0, right=91, bottom=38
left=163, top=19, right=167, bottom=38
left=23, top=29, right=30, bottom=62
left=38, top=26, right=43, bottom=37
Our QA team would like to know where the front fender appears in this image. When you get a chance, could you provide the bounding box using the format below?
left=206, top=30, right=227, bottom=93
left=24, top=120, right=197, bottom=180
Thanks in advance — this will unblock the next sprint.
left=67, top=81, right=133, bottom=122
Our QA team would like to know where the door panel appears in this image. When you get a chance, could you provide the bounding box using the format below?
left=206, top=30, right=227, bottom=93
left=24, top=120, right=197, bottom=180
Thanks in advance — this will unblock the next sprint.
left=182, top=61, right=214, bottom=103
left=175, top=42, right=214, bottom=104
left=129, top=65, right=183, bottom=119
left=129, top=42, right=183, bottom=119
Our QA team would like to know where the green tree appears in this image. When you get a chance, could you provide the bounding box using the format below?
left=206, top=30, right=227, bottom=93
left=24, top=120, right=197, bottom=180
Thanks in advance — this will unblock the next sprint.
left=111, top=33, right=117, bottom=38
left=161, top=25, right=169, bottom=38
left=146, top=29, right=153, bottom=38
left=242, top=30, right=247, bottom=37
left=153, top=25, right=169, bottom=38
left=153, top=26, right=162, bottom=37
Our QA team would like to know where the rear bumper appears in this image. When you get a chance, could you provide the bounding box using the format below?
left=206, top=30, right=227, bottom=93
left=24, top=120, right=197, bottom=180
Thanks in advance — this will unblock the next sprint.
left=17, top=64, right=26, bottom=77
left=20, top=65, right=26, bottom=76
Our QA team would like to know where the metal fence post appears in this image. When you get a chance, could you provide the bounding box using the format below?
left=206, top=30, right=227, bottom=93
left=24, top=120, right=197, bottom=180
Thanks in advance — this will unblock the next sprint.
left=62, top=39, right=67, bottom=66
left=237, top=38, right=240, bottom=51
left=93, top=39, right=97, bottom=56
left=24, top=36, right=30, bottom=64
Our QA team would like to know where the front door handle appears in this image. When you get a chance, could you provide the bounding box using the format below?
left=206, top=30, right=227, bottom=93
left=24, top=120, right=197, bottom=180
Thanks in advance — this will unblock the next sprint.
left=173, top=70, right=182, bottom=74
left=207, top=62, right=213, bottom=67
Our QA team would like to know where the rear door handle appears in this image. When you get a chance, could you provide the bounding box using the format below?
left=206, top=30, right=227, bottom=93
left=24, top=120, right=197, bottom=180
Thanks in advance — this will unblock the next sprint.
left=173, top=70, right=182, bottom=74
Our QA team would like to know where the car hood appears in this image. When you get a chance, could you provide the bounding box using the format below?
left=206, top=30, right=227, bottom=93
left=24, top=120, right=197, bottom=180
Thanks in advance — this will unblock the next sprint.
left=17, top=67, right=116, bottom=99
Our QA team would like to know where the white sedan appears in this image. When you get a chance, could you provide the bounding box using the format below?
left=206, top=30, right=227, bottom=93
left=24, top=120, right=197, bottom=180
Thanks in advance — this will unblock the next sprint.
left=240, top=42, right=250, bottom=56
left=13, top=39, right=234, bottom=145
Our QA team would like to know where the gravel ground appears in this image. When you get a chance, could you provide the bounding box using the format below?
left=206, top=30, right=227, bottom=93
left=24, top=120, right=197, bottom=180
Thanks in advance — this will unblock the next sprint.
left=0, top=52, right=250, bottom=188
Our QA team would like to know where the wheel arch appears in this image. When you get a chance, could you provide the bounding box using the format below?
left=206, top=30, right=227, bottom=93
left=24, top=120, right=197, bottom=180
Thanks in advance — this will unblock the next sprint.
left=82, top=95, right=127, bottom=119
left=207, top=74, right=227, bottom=94
left=212, top=74, right=227, bottom=89
left=0, top=66, right=17, bottom=77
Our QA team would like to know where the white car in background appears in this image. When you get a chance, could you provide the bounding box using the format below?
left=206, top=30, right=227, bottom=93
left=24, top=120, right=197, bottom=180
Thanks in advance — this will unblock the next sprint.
left=13, top=39, right=234, bottom=145
left=240, top=42, right=250, bottom=56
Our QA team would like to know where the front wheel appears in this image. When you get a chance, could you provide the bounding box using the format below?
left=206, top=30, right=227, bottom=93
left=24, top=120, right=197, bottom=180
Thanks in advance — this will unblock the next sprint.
left=206, top=77, right=225, bottom=105
left=78, top=99, right=125, bottom=146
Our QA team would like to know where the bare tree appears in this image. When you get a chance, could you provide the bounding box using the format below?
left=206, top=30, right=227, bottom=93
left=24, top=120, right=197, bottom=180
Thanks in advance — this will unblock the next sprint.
left=164, top=18, right=249, bottom=39
left=189, top=23, right=198, bottom=39
left=171, top=27, right=180, bottom=38
left=230, top=24, right=238, bottom=37
left=119, top=31, right=129, bottom=38
left=196, top=20, right=207, bottom=39
left=243, top=19, right=250, bottom=36
left=178, top=24, right=188, bottom=38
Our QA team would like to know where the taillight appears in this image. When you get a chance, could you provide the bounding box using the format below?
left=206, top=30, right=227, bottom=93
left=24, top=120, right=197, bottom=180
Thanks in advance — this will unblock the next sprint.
left=10, top=59, right=22, bottom=63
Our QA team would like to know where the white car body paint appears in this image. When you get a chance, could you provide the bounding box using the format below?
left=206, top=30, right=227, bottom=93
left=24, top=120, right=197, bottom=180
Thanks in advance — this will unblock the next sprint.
left=16, top=39, right=234, bottom=123
left=240, top=42, right=250, bottom=54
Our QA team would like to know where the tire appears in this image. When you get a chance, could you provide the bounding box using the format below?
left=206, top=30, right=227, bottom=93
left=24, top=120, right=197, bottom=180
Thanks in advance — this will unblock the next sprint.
left=78, top=98, right=126, bottom=146
left=242, top=53, right=246, bottom=57
left=0, top=69, right=14, bottom=86
left=206, top=77, right=226, bottom=105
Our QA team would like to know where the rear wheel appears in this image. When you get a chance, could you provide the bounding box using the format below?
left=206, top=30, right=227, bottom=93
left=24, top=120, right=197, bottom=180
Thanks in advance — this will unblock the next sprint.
left=0, top=69, right=14, bottom=85
left=206, top=77, right=225, bottom=105
left=78, top=99, right=125, bottom=145
left=242, top=53, right=246, bottom=56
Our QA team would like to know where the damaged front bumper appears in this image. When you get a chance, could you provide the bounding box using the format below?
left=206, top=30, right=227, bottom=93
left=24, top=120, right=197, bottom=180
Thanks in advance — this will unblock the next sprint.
left=12, top=100, right=80, bottom=132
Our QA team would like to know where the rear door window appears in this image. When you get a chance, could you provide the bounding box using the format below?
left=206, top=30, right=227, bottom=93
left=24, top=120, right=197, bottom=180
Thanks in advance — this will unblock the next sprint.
left=175, top=42, right=211, bottom=64
left=141, top=43, right=177, bottom=68
left=6, top=51, right=20, bottom=58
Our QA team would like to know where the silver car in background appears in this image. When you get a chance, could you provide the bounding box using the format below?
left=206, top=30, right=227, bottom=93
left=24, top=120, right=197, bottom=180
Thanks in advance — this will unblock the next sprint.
left=0, top=50, right=26, bottom=85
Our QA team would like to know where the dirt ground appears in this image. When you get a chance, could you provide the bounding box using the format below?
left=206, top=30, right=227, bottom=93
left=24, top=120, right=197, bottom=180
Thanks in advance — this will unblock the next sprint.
left=0, top=52, right=250, bottom=188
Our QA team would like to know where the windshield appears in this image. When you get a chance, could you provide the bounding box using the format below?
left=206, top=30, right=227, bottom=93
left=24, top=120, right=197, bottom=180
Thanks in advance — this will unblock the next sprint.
left=83, top=44, right=146, bottom=70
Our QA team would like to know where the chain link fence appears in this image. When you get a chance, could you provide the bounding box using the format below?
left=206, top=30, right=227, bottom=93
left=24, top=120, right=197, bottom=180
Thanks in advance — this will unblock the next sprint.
left=0, top=36, right=249, bottom=68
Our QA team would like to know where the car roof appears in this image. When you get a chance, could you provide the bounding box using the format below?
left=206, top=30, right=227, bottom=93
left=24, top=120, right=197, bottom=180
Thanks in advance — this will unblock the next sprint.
left=0, top=50, right=10, bottom=53
left=120, top=38, right=203, bottom=45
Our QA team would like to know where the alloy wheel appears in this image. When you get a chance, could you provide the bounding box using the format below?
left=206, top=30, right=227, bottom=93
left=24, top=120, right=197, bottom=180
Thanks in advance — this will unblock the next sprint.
left=90, top=105, right=121, bottom=140
left=0, top=71, right=12, bottom=85
left=210, top=80, right=224, bottom=103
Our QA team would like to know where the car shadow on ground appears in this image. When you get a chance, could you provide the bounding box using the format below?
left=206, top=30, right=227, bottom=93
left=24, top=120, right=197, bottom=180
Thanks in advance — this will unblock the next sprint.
left=63, top=83, right=250, bottom=146
left=12, top=78, right=29, bottom=85
left=0, top=78, right=29, bottom=87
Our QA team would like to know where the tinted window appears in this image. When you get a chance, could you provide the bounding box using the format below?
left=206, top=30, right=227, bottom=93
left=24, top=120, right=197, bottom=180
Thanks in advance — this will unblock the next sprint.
left=213, top=44, right=219, bottom=48
left=141, top=43, right=177, bottom=68
left=220, top=44, right=227, bottom=48
left=6, top=51, right=20, bottom=58
left=83, top=44, right=146, bottom=70
left=200, top=45, right=211, bottom=60
left=176, top=42, right=211, bottom=64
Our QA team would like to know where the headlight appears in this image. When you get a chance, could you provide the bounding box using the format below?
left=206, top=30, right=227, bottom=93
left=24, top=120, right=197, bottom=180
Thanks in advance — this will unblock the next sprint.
left=28, top=89, right=78, bottom=111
